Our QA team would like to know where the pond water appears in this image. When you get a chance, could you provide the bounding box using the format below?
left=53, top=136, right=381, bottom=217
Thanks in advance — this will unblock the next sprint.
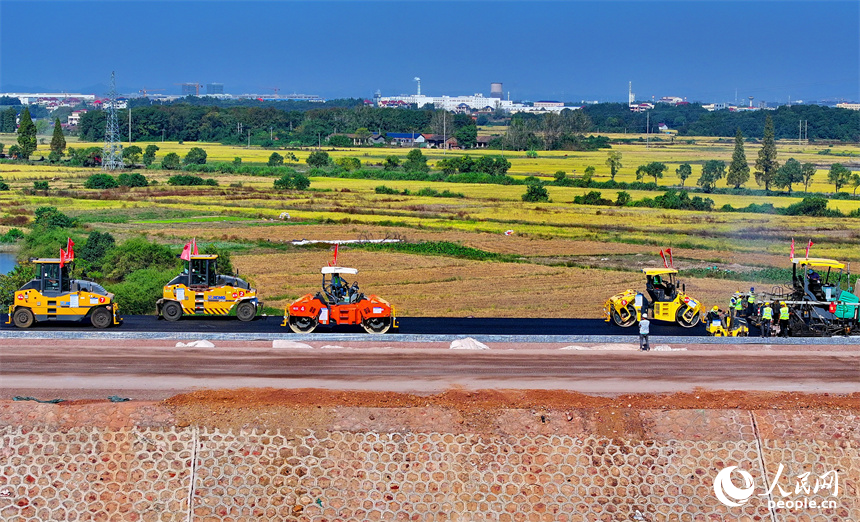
left=0, top=252, right=18, bottom=274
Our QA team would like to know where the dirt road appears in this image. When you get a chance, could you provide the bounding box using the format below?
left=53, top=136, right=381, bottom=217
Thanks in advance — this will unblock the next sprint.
left=1, top=339, right=857, bottom=400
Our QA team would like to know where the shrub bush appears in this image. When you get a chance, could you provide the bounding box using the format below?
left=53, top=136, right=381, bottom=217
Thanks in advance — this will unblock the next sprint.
left=84, top=173, right=119, bottom=189
left=117, top=172, right=148, bottom=187
left=167, top=174, right=217, bottom=186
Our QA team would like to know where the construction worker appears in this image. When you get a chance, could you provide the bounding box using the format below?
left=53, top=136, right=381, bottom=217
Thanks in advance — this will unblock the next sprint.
left=779, top=301, right=790, bottom=337
left=733, top=293, right=744, bottom=321
left=639, top=313, right=650, bottom=351
left=760, top=302, right=773, bottom=338
left=746, top=288, right=756, bottom=317
left=729, top=294, right=738, bottom=322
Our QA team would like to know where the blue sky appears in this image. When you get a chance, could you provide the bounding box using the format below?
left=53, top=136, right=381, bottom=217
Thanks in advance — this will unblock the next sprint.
left=1, top=0, right=857, bottom=103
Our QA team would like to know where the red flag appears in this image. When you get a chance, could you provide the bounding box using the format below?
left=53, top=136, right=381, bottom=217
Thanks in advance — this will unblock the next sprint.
left=60, top=248, right=67, bottom=268
left=66, top=238, right=74, bottom=262
left=192, top=238, right=198, bottom=256
left=180, top=241, right=193, bottom=261
left=790, top=238, right=795, bottom=260
left=333, top=244, right=339, bottom=266
left=666, top=248, right=674, bottom=268
left=659, top=249, right=668, bottom=268
left=805, top=239, right=813, bottom=259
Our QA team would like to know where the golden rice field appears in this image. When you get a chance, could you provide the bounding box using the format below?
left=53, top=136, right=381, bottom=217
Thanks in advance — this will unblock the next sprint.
left=0, top=133, right=857, bottom=318
left=3, top=132, right=857, bottom=193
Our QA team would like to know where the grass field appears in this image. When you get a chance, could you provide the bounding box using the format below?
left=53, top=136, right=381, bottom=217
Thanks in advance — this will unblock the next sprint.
left=0, top=132, right=857, bottom=318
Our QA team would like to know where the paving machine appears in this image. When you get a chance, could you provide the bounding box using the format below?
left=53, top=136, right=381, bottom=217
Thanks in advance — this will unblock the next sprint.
left=755, top=258, right=859, bottom=336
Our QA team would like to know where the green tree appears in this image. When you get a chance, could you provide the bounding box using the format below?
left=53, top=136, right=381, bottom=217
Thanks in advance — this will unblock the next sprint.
left=553, top=171, right=566, bottom=182
left=8, top=145, right=21, bottom=159
left=850, top=172, right=860, bottom=196
left=774, top=158, right=803, bottom=195
left=122, top=145, right=143, bottom=165
left=183, top=147, right=207, bottom=165
left=382, top=155, right=400, bottom=171
left=616, top=191, right=632, bottom=206
left=84, top=173, right=119, bottom=189
left=355, top=127, right=372, bottom=144
left=583, top=165, right=595, bottom=182
left=754, top=115, right=779, bottom=191
left=79, top=231, right=116, bottom=266
left=522, top=182, right=549, bottom=202
left=34, top=206, right=74, bottom=228
left=635, top=162, right=666, bottom=185
left=726, top=128, right=750, bottom=189
left=801, top=163, right=816, bottom=192
left=0, top=143, right=4, bottom=155
left=50, top=118, right=66, bottom=155
left=291, top=173, right=310, bottom=190
left=16, top=107, right=37, bottom=159
left=455, top=125, right=477, bottom=149
left=675, top=163, right=692, bottom=187
left=828, top=163, right=851, bottom=192
left=267, top=152, right=284, bottom=166
left=161, top=152, right=181, bottom=170
left=335, top=157, right=361, bottom=171
left=306, top=150, right=330, bottom=167
left=696, top=160, right=726, bottom=193
left=100, top=236, right=177, bottom=280
left=403, top=148, right=430, bottom=173
left=117, top=172, right=148, bottom=187
left=143, top=144, right=159, bottom=166
left=605, top=151, right=622, bottom=181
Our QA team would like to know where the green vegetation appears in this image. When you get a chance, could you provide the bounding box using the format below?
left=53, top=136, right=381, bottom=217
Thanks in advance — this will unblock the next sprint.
left=167, top=174, right=218, bottom=186
left=84, top=173, right=120, bottom=189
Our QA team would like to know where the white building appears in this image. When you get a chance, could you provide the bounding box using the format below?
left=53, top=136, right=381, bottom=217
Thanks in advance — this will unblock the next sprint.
left=379, top=92, right=517, bottom=112
left=3, top=92, right=95, bottom=105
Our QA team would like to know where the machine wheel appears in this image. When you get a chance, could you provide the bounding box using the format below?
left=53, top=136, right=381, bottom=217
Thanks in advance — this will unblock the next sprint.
left=90, top=307, right=112, bottom=329
left=236, top=301, right=256, bottom=322
left=362, top=316, right=391, bottom=334
left=162, top=301, right=183, bottom=322
left=12, top=308, right=35, bottom=328
left=288, top=315, right=318, bottom=334
left=676, top=307, right=701, bottom=328
left=611, top=305, right=637, bottom=327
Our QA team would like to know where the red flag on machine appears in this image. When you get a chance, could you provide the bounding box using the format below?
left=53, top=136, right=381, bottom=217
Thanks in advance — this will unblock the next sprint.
left=180, top=238, right=198, bottom=261
left=790, top=238, right=795, bottom=260
left=659, top=249, right=668, bottom=268
left=66, top=238, right=74, bottom=261
left=666, top=248, right=674, bottom=268
left=332, top=244, right=339, bottom=266
left=805, top=239, right=813, bottom=259
left=59, top=248, right=67, bottom=268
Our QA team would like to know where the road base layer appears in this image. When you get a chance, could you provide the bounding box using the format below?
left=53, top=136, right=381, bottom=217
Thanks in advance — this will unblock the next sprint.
left=1, top=388, right=858, bottom=521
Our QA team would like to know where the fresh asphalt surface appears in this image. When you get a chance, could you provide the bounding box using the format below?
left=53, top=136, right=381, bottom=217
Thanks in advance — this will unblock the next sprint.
left=0, top=314, right=705, bottom=337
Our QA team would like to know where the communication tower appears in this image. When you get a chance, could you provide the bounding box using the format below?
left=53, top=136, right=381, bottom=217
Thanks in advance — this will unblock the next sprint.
left=102, top=71, right=124, bottom=171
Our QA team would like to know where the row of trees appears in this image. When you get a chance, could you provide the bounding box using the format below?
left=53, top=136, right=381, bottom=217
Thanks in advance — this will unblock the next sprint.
left=582, top=103, right=859, bottom=141
left=602, top=116, right=859, bottom=194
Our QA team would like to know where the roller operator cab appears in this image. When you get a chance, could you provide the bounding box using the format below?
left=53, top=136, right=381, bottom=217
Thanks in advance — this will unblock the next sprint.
left=157, top=254, right=260, bottom=321
left=604, top=268, right=703, bottom=328
left=283, top=266, right=397, bottom=334
left=7, top=259, right=120, bottom=329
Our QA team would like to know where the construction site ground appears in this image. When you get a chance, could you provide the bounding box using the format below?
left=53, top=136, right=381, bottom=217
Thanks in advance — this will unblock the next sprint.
left=1, top=338, right=858, bottom=521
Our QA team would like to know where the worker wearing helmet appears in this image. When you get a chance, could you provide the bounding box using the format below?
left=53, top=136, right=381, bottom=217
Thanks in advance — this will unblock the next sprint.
left=732, top=293, right=743, bottom=321
left=746, top=288, right=756, bottom=317
left=760, top=302, right=773, bottom=338
left=778, top=301, right=790, bottom=337
left=707, top=305, right=721, bottom=323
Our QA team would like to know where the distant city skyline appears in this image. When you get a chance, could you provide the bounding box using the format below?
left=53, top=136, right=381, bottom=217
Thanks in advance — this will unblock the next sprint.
left=1, top=1, right=857, bottom=104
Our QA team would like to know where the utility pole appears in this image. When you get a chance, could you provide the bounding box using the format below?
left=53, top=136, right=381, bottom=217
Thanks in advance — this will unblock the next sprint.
left=128, top=107, right=132, bottom=143
left=247, top=130, right=250, bottom=148
left=443, top=111, right=446, bottom=153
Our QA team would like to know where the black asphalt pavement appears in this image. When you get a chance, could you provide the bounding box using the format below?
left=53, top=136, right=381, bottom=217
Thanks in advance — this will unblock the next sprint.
left=0, top=314, right=707, bottom=337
